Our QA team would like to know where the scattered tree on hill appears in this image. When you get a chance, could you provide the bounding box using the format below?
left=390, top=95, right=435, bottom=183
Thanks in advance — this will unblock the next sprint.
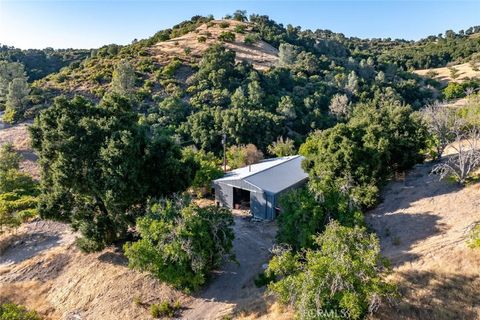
left=449, top=66, right=461, bottom=80
left=226, top=144, right=263, bottom=169
left=266, top=221, right=396, bottom=320
left=3, top=77, right=30, bottom=124
left=124, top=198, right=234, bottom=291
left=421, top=102, right=463, bottom=160
left=278, top=43, right=296, bottom=67
left=218, top=31, right=236, bottom=43
left=346, top=71, right=359, bottom=95
left=276, top=95, right=296, bottom=120
left=0, top=61, right=27, bottom=107
left=328, top=93, right=350, bottom=120
left=267, top=136, right=296, bottom=157
left=432, top=127, right=480, bottom=184
left=110, top=61, right=136, bottom=95
left=30, top=95, right=195, bottom=251
left=232, top=10, right=248, bottom=22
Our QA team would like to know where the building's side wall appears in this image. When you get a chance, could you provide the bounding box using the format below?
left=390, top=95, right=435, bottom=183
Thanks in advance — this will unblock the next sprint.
left=214, top=182, right=233, bottom=208
left=265, top=193, right=276, bottom=220
left=250, top=191, right=267, bottom=220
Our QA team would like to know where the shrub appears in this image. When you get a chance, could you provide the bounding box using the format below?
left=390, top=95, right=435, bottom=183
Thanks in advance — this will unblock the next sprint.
left=162, top=59, right=182, bottom=78
left=197, top=36, right=207, bottom=43
left=150, top=301, right=181, bottom=318
left=124, top=198, right=234, bottom=291
left=254, top=271, right=276, bottom=288
left=244, top=33, right=260, bottom=45
left=0, top=303, right=41, bottom=320
left=226, top=144, right=263, bottom=169
left=218, top=31, right=236, bottom=42
left=267, top=221, right=396, bottom=320
left=219, top=21, right=230, bottom=29
left=468, top=224, right=480, bottom=248
left=234, top=25, right=246, bottom=34
left=184, top=47, right=192, bottom=55
left=0, top=145, right=38, bottom=234
left=443, top=82, right=466, bottom=100
left=267, top=136, right=296, bottom=157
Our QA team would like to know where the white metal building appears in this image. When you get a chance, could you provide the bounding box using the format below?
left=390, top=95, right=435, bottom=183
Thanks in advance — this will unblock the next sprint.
left=212, top=155, right=308, bottom=220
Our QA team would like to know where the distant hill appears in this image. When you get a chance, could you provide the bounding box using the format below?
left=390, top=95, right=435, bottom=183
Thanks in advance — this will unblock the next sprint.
left=0, top=45, right=91, bottom=81
left=34, top=19, right=279, bottom=99
left=151, top=20, right=279, bottom=70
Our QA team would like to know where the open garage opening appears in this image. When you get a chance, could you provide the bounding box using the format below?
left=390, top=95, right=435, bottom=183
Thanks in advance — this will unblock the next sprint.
left=233, top=187, right=250, bottom=210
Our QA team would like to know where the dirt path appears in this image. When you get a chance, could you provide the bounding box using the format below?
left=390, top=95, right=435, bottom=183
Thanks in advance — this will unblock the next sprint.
left=183, top=215, right=277, bottom=320
left=366, top=161, right=480, bottom=320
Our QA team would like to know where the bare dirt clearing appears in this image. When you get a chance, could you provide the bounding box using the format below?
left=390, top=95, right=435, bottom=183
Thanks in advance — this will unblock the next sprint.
left=366, top=160, right=480, bottom=320
left=0, top=214, right=278, bottom=319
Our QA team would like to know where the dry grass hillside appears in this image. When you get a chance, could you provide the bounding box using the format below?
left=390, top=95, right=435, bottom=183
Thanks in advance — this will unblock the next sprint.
left=415, top=62, right=480, bottom=83
left=0, top=213, right=281, bottom=320
left=151, top=20, right=279, bottom=70
left=367, top=160, right=480, bottom=319
left=37, top=19, right=278, bottom=98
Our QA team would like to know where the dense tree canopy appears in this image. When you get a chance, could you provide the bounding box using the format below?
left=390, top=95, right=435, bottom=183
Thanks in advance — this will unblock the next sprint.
left=30, top=94, right=195, bottom=251
left=301, top=102, right=427, bottom=207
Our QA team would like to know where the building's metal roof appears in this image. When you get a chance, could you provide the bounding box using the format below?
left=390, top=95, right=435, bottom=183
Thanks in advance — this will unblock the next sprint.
left=213, top=155, right=308, bottom=194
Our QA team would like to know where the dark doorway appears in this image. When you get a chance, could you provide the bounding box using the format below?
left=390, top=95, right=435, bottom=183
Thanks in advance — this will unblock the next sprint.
left=233, top=187, right=250, bottom=209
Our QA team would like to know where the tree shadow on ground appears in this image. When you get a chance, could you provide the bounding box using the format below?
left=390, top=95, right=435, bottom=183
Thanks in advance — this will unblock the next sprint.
left=376, top=270, right=479, bottom=320
left=367, top=211, right=447, bottom=265
left=97, top=246, right=129, bottom=267
left=0, top=232, right=61, bottom=265
left=375, top=160, right=462, bottom=214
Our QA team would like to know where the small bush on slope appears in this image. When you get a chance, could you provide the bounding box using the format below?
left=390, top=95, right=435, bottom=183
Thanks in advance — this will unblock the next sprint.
left=0, top=303, right=41, bottom=320
left=0, top=144, right=38, bottom=234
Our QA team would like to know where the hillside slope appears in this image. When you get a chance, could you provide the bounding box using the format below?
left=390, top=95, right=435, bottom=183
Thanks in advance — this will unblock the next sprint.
left=366, top=160, right=480, bottom=319
left=0, top=215, right=279, bottom=320
left=36, top=19, right=278, bottom=99
left=151, top=20, right=278, bottom=70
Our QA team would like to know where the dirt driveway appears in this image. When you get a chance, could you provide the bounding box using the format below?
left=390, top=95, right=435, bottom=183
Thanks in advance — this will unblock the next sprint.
left=183, top=214, right=277, bottom=319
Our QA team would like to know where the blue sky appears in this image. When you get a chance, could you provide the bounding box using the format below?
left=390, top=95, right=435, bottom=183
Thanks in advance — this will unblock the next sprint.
left=1, top=1, right=479, bottom=49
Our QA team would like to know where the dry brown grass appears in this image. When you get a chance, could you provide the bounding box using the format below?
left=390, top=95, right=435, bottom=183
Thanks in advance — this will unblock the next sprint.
left=0, top=221, right=189, bottom=320
left=415, top=62, right=480, bottom=83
